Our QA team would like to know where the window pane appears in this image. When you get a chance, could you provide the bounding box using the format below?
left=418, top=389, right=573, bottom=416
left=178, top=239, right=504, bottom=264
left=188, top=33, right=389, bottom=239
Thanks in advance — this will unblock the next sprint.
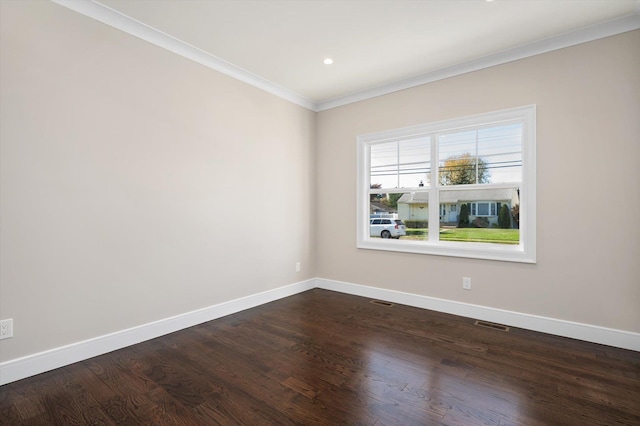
left=477, top=124, right=522, bottom=183
left=370, top=137, right=430, bottom=189
left=439, top=123, right=522, bottom=185
left=439, top=130, right=484, bottom=185
left=370, top=141, right=400, bottom=189
left=395, top=191, right=429, bottom=241
left=369, top=194, right=413, bottom=239
left=440, top=187, right=519, bottom=244
left=399, top=138, right=430, bottom=188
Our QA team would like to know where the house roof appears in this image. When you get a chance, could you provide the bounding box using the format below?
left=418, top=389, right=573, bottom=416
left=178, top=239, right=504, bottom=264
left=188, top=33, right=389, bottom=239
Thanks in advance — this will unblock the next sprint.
left=370, top=201, right=396, bottom=214
left=397, top=188, right=519, bottom=205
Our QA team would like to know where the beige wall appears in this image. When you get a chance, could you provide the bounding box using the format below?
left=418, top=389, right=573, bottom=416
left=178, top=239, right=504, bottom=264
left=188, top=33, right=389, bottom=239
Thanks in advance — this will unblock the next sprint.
left=317, top=30, right=640, bottom=333
left=0, top=1, right=316, bottom=362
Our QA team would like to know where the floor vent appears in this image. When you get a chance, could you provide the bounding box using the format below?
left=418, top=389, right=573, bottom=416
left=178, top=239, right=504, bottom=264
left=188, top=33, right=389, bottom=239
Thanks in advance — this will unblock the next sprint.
left=370, top=300, right=394, bottom=307
left=474, top=320, right=510, bottom=332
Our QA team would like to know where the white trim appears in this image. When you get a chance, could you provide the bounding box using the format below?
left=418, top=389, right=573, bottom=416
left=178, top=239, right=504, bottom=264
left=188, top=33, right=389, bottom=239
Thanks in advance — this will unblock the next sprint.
left=50, top=0, right=316, bottom=111
left=357, top=105, right=536, bottom=263
left=315, top=13, right=640, bottom=111
left=1, top=277, right=638, bottom=385
left=316, top=278, right=640, bottom=352
left=51, top=1, right=639, bottom=112
left=0, top=279, right=316, bottom=386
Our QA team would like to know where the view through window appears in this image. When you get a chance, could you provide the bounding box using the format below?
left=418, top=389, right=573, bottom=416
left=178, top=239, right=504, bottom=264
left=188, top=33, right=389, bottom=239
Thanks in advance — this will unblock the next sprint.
left=358, top=106, right=536, bottom=263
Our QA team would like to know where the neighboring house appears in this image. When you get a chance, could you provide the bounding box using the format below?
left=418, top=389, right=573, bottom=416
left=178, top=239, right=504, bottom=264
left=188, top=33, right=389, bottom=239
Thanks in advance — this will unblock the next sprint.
left=370, top=201, right=396, bottom=216
left=397, top=187, right=520, bottom=227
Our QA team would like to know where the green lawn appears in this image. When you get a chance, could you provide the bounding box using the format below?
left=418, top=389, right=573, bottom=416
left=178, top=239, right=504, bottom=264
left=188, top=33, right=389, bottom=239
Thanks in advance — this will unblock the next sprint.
left=404, top=228, right=519, bottom=244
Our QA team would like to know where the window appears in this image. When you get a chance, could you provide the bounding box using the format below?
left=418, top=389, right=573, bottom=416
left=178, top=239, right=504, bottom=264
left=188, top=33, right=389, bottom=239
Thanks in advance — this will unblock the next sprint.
left=357, top=105, right=536, bottom=263
left=470, top=202, right=497, bottom=217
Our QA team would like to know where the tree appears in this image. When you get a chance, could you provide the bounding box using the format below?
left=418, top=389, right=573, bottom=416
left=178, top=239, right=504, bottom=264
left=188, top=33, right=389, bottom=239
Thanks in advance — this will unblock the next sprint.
left=498, top=204, right=511, bottom=229
left=439, top=153, right=490, bottom=185
left=457, top=203, right=470, bottom=228
left=383, top=193, right=403, bottom=210
left=370, top=183, right=382, bottom=201
left=511, top=204, right=520, bottom=229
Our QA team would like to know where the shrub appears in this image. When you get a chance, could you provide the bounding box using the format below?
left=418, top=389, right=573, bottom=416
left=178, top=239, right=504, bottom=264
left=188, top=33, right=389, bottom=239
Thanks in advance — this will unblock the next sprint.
left=457, top=204, right=470, bottom=228
left=498, top=204, right=511, bottom=229
left=470, top=217, right=490, bottom=228
left=404, top=220, right=428, bottom=229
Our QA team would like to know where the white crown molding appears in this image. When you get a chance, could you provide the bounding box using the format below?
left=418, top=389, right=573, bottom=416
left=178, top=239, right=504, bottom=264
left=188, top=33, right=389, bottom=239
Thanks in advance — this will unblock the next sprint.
left=51, top=0, right=317, bottom=111
left=52, top=1, right=639, bottom=113
left=315, top=12, right=640, bottom=111
left=316, top=278, right=640, bottom=352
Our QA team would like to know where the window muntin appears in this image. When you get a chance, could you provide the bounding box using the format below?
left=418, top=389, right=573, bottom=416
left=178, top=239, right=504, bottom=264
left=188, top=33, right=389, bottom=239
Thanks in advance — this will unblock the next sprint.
left=357, top=105, right=536, bottom=263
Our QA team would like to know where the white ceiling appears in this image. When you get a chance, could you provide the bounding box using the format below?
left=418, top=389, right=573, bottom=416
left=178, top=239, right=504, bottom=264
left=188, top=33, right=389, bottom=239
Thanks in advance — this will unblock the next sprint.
left=56, top=0, right=640, bottom=111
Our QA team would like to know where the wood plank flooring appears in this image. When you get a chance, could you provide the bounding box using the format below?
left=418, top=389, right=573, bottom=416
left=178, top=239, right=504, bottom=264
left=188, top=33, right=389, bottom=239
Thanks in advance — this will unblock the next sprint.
left=1, top=289, right=639, bottom=425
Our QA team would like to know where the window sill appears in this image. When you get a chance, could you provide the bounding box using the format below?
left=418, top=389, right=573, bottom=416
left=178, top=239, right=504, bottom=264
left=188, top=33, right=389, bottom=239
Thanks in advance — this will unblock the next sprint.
left=357, top=238, right=536, bottom=263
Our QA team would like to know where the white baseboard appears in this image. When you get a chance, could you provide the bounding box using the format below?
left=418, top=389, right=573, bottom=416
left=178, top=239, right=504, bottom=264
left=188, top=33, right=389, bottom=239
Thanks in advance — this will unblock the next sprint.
left=316, top=278, right=640, bottom=352
left=2, top=276, right=638, bottom=386
left=0, top=279, right=316, bottom=386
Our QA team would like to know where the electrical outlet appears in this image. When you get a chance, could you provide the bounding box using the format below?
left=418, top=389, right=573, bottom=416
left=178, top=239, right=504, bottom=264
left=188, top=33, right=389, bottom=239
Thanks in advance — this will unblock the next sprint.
left=295, top=262, right=301, bottom=272
left=462, top=277, right=471, bottom=290
left=0, top=319, right=13, bottom=339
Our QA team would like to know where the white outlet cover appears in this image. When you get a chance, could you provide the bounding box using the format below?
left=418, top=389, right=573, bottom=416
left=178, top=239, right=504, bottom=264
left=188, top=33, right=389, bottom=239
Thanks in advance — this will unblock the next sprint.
left=463, top=277, right=472, bottom=290
left=0, top=318, right=13, bottom=339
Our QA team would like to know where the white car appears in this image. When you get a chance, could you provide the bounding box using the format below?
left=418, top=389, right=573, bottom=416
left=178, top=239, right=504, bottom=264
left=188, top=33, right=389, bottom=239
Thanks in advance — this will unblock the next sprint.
left=370, top=218, right=406, bottom=239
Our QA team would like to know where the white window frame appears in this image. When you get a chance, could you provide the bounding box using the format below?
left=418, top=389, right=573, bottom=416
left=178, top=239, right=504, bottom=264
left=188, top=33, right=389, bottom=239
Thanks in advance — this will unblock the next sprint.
left=357, top=105, right=536, bottom=263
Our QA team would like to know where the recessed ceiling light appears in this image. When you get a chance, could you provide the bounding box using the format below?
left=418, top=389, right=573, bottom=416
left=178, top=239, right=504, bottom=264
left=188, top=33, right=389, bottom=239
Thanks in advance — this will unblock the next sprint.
left=323, top=58, right=334, bottom=65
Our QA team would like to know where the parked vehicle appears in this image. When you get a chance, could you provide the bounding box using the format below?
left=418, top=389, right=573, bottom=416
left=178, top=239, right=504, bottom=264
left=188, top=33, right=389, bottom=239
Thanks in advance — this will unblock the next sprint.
left=370, top=218, right=406, bottom=239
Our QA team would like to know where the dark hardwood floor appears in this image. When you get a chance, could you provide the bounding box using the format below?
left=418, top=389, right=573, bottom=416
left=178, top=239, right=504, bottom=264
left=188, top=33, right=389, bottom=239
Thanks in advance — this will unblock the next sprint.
left=1, top=289, right=639, bottom=425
